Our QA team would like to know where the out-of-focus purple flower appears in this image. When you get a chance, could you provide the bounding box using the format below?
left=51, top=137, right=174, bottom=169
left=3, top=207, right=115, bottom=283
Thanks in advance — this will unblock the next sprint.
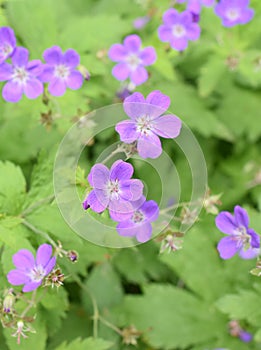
left=116, top=86, right=132, bottom=101
left=108, top=34, right=156, bottom=86
left=83, top=160, right=144, bottom=222
left=215, top=205, right=260, bottom=259
left=176, top=0, right=215, bottom=14
left=0, top=47, right=43, bottom=103
left=0, top=27, right=16, bottom=64
left=40, top=46, right=83, bottom=96
left=7, top=244, right=56, bottom=292
left=116, top=196, right=159, bottom=243
left=239, top=330, right=252, bottom=343
left=214, top=0, right=254, bottom=27
left=191, top=12, right=200, bottom=23
left=133, top=16, right=150, bottom=30
left=158, top=9, right=200, bottom=51
left=115, top=91, right=182, bottom=159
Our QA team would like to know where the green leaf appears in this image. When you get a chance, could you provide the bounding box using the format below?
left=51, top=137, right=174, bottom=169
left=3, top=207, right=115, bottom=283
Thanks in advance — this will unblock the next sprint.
left=54, top=337, right=112, bottom=350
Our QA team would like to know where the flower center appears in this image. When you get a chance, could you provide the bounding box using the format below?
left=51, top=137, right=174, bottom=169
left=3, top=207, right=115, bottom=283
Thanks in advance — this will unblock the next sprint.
left=136, top=115, right=152, bottom=135
left=233, top=226, right=251, bottom=248
left=2, top=43, right=12, bottom=56
left=54, top=64, right=70, bottom=79
left=226, top=8, right=239, bottom=20
left=172, top=24, right=186, bottom=38
left=29, top=265, right=46, bottom=282
left=126, top=54, right=141, bottom=70
left=132, top=210, right=144, bottom=223
left=106, top=179, right=120, bottom=200
left=12, top=67, right=28, bottom=84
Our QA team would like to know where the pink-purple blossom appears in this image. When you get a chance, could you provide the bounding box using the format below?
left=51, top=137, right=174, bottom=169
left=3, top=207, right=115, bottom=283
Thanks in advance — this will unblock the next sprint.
left=176, top=0, right=215, bottom=14
left=115, top=91, right=182, bottom=159
left=7, top=244, right=56, bottom=292
left=40, top=46, right=83, bottom=96
left=133, top=16, right=150, bottom=30
left=0, top=26, right=16, bottom=64
left=215, top=205, right=260, bottom=260
left=158, top=9, right=201, bottom=51
left=214, top=0, right=254, bottom=27
left=83, top=160, right=144, bottom=222
left=108, top=34, right=156, bottom=86
left=116, top=196, right=159, bottom=243
left=0, top=47, right=43, bottom=103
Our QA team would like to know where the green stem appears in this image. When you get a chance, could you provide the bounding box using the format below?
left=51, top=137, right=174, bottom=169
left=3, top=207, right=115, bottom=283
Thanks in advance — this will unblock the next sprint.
left=101, top=145, right=126, bottom=165
left=21, top=195, right=55, bottom=217
left=22, top=220, right=57, bottom=247
left=98, top=315, right=122, bottom=335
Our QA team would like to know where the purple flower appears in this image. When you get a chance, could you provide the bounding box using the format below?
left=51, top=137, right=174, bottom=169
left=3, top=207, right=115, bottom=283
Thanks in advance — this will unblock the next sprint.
left=83, top=160, right=144, bottom=222
left=215, top=205, right=260, bottom=260
left=108, top=34, right=156, bottom=86
left=239, top=330, right=252, bottom=343
left=115, top=91, right=182, bottom=159
left=40, top=46, right=83, bottom=97
left=158, top=9, right=201, bottom=51
left=0, top=47, right=43, bottom=103
left=214, top=0, right=254, bottom=27
left=0, top=27, right=16, bottom=64
left=116, top=196, right=159, bottom=243
left=133, top=16, right=150, bottom=30
left=176, top=0, right=215, bottom=14
left=7, top=244, right=56, bottom=292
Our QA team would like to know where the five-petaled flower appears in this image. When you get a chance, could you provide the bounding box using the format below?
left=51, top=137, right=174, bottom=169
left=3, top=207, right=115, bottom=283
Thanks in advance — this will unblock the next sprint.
left=83, top=160, right=144, bottom=222
left=214, top=0, right=254, bottom=27
left=108, top=34, right=156, bottom=86
left=0, top=26, right=16, bottom=64
left=215, top=205, right=260, bottom=259
left=176, top=0, right=215, bottom=14
left=0, top=47, right=43, bottom=102
left=158, top=9, right=201, bottom=51
left=115, top=90, right=182, bottom=159
left=116, top=196, right=159, bottom=243
left=40, top=46, right=83, bottom=96
left=7, top=244, right=56, bottom=292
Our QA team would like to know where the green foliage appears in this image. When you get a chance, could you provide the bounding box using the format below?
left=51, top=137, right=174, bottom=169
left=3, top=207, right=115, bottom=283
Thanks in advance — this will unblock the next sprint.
left=54, top=337, right=112, bottom=350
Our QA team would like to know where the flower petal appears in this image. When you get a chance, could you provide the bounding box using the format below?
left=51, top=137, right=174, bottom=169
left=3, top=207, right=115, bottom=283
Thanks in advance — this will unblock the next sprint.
left=239, top=247, right=259, bottom=260
left=7, top=270, right=30, bottom=285
left=135, top=222, right=152, bottom=243
left=146, top=90, right=171, bottom=116
left=170, top=37, right=188, bottom=51
left=234, top=205, right=249, bottom=228
left=247, top=228, right=260, bottom=248
left=140, top=200, right=159, bottom=222
left=139, top=47, right=156, bottom=66
left=87, top=189, right=109, bottom=213
left=0, top=27, right=16, bottom=47
left=63, top=49, right=80, bottom=67
left=215, top=211, right=237, bottom=234
left=123, top=35, right=141, bottom=53
left=137, top=133, right=162, bottom=159
left=123, top=92, right=146, bottom=119
left=108, top=44, right=127, bottom=62
left=44, top=256, right=56, bottom=274
left=91, top=163, right=110, bottom=189
left=110, top=160, right=133, bottom=181
left=115, top=120, right=139, bottom=143
left=27, top=60, right=43, bottom=76
left=239, top=8, right=254, bottom=24
left=23, top=281, right=42, bottom=292
left=116, top=220, right=136, bottom=237
left=120, top=179, right=144, bottom=201
left=11, top=47, right=29, bottom=66
left=217, top=236, right=239, bottom=259
left=2, top=80, right=23, bottom=103
left=67, top=71, right=83, bottom=90
left=152, top=114, right=182, bottom=138
left=43, top=46, right=63, bottom=65
left=186, top=23, right=201, bottom=41
left=158, top=25, right=173, bottom=42
left=24, top=78, right=43, bottom=99
left=130, top=66, right=148, bottom=85
left=36, top=244, right=53, bottom=267
left=13, top=249, right=35, bottom=270
left=163, top=8, right=179, bottom=24
left=39, top=65, right=54, bottom=82
left=112, top=62, right=130, bottom=81
left=0, top=62, right=13, bottom=81
left=109, top=199, right=134, bottom=222
left=48, top=78, right=67, bottom=97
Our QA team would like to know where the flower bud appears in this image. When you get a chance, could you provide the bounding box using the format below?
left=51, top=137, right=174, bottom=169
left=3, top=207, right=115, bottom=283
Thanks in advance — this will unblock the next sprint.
left=67, top=250, right=78, bottom=263
left=3, top=289, right=15, bottom=313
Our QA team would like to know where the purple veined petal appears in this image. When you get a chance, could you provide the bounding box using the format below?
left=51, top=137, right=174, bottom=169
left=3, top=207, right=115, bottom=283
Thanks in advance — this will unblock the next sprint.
left=234, top=205, right=249, bottom=228
left=110, top=160, right=133, bottom=181
left=158, top=25, right=173, bottom=42
left=123, top=34, right=142, bottom=53
left=116, top=220, right=136, bottom=237
left=91, top=163, right=110, bottom=189
left=2, top=80, right=23, bottom=103
left=130, top=66, right=148, bottom=86
left=163, top=8, right=179, bottom=25
left=109, top=199, right=134, bottom=222
left=36, top=244, right=53, bottom=267
left=11, top=47, right=29, bottom=67
left=123, top=92, right=146, bottom=119
left=215, top=211, right=237, bottom=234
left=7, top=270, right=31, bottom=285
left=44, top=256, right=56, bottom=274
left=152, top=114, right=182, bottom=138
left=22, top=281, right=42, bottom=293
left=87, top=168, right=94, bottom=187
left=12, top=249, right=35, bottom=270
left=67, top=71, right=83, bottom=90
left=112, top=62, right=130, bottom=81
left=108, top=44, right=127, bottom=62
left=239, top=8, right=254, bottom=24
left=24, top=78, right=43, bottom=99
left=217, top=236, right=239, bottom=259
left=63, top=48, right=80, bottom=67
left=27, top=60, right=43, bottom=77
left=170, top=37, right=188, bottom=51
left=129, top=195, right=146, bottom=210
left=135, top=221, right=152, bottom=243
left=137, top=133, right=162, bottom=159
left=186, top=23, right=201, bottom=41
left=120, top=179, right=144, bottom=201
left=140, top=200, right=159, bottom=222
left=139, top=47, right=156, bottom=66
left=214, top=2, right=227, bottom=17
left=87, top=189, right=109, bottom=213
left=146, top=90, right=171, bottom=116
left=0, top=27, right=16, bottom=47
left=187, top=0, right=201, bottom=14
left=247, top=228, right=260, bottom=249
left=48, top=77, right=67, bottom=97
left=39, top=65, right=54, bottom=82
left=0, top=62, right=13, bottom=81
left=239, top=247, right=259, bottom=260
left=115, top=119, right=139, bottom=143
left=180, top=10, right=194, bottom=25
left=43, top=46, right=63, bottom=65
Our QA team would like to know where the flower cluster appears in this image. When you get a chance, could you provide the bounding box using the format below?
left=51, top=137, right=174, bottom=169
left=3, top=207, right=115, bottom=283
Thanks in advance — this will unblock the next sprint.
left=0, top=26, right=84, bottom=102
left=214, top=0, right=254, bottom=27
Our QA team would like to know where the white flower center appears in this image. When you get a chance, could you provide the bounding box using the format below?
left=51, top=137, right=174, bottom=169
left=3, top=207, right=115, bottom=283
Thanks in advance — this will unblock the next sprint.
left=132, top=210, right=144, bottom=223
left=106, top=179, right=120, bottom=200
left=172, top=24, right=186, bottom=38
left=136, top=115, right=152, bottom=135
left=233, top=226, right=251, bottom=248
left=126, top=54, right=141, bottom=70
left=12, top=67, right=28, bottom=85
left=54, top=64, right=70, bottom=79
left=226, top=8, right=239, bottom=20
left=29, top=265, right=46, bottom=282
